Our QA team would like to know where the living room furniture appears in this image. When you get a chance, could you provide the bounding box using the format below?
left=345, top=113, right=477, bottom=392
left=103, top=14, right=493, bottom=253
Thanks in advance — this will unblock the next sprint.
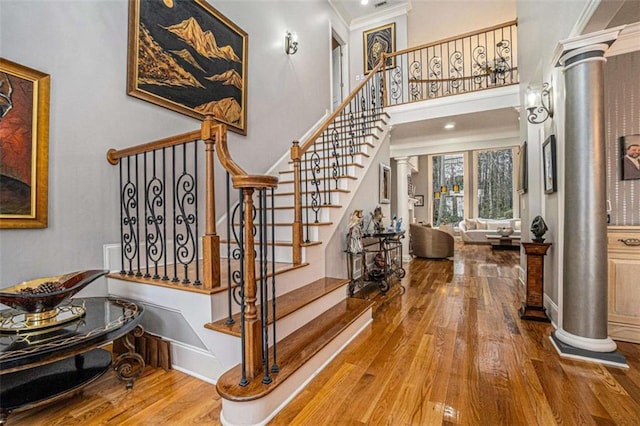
left=519, top=242, right=551, bottom=322
left=0, top=297, right=145, bottom=423
left=458, top=218, right=521, bottom=244
left=607, top=226, right=640, bottom=343
left=347, top=230, right=406, bottom=296
left=410, top=224, right=454, bottom=259
left=487, top=234, right=521, bottom=251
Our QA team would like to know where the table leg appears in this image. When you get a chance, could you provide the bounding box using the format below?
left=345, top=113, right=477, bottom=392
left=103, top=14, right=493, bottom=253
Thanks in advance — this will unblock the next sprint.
left=114, top=325, right=146, bottom=389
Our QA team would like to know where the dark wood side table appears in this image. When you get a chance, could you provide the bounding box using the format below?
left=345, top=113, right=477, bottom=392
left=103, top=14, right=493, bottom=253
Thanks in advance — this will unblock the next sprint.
left=0, top=297, right=145, bottom=424
left=520, top=242, right=552, bottom=322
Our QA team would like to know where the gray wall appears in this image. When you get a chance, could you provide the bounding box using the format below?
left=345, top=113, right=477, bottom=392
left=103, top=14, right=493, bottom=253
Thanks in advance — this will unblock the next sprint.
left=0, top=0, right=345, bottom=286
left=605, top=51, right=640, bottom=226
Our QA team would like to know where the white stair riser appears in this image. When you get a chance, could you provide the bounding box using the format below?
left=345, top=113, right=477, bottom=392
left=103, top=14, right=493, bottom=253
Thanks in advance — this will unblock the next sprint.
left=280, top=164, right=359, bottom=178
left=273, top=191, right=341, bottom=207
left=277, top=178, right=351, bottom=193
left=267, top=207, right=331, bottom=223
left=289, top=153, right=367, bottom=168
left=221, top=242, right=304, bottom=264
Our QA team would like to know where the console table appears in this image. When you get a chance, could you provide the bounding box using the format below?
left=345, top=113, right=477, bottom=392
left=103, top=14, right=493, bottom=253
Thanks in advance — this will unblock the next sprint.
left=347, top=230, right=406, bottom=296
left=0, top=297, right=145, bottom=423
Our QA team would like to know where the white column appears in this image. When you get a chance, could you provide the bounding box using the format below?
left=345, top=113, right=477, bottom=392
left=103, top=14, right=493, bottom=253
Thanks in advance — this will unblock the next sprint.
left=395, top=157, right=412, bottom=261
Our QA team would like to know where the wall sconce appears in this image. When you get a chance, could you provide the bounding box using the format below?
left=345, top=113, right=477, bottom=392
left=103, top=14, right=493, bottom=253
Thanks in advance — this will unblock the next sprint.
left=434, top=191, right=441, bottom=200
left=285, top=31, right=298, bottom=55
left=526, top=82, right=553, bottom=124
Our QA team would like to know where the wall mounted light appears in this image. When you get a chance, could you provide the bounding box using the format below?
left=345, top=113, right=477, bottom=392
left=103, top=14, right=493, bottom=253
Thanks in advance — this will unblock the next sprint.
left=526, top=82, right=553, bottom=124
left=285, top=31, right=298, bottom=55
left=434, top=191, right=441, bottom=200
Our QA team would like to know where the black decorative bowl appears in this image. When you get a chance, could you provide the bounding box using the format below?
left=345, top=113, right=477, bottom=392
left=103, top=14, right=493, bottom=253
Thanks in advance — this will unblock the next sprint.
left=0, top=270, right=108, bottom=316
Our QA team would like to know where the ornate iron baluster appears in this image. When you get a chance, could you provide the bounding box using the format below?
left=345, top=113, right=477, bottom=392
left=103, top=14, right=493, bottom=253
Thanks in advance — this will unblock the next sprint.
left=145, top=150, right=165, bottom=280
left=175, top=144, right=197, bottom=284
left=121, top=157, right=138, bottom=276
left=270, top=186, right=278, bottom=373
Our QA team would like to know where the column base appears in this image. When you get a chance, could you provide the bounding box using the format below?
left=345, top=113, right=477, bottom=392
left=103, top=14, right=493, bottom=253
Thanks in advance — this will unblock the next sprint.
left=518, top=303, right=550, bottom=322
left=550, top=331, right=627, bottom=368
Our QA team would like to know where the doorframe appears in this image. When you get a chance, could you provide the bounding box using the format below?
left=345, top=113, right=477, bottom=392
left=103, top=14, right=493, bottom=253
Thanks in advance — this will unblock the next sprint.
left=330, top=27, right=348, bottom=111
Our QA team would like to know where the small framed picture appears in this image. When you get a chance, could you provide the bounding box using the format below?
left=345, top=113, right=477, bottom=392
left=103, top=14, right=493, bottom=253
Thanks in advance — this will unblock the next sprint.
left=363, top=22, right=396, bottom=74
left=379, top=163, right=391, bottom=204
left=542, top=135, right=557, bottom=194
left=621, top=134, right=640, bottom=181
left=415, top=195, right=424, bottom=207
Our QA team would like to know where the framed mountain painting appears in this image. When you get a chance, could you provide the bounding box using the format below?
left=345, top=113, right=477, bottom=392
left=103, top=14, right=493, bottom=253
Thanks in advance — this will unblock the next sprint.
left=128, top=0, right=248, bottom=134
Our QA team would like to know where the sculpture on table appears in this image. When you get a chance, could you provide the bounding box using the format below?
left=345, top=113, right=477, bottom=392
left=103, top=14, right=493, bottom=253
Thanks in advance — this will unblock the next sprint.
left=346, top=209, right=364, bottom=253
left=372, top=206, right=384, bottom=233
left=531, top=215, right=548, bottom=243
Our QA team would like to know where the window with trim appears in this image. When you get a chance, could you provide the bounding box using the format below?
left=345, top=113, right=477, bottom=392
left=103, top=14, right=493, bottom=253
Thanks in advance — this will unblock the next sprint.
left=432, top=154, right=464, bottom=226
left=476, top=148, right=513, bottom=219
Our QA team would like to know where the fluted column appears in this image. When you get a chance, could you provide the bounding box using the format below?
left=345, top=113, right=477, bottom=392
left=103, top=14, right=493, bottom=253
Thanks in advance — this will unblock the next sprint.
left=553, top=29, right=622, bottom=357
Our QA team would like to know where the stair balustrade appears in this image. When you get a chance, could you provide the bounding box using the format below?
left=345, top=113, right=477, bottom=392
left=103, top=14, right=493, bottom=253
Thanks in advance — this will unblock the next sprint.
left=108, top=115, right=279, bottom=385
left=383, top=20, right=518, bottom=106
left=290, top=61, right=385, bottom=264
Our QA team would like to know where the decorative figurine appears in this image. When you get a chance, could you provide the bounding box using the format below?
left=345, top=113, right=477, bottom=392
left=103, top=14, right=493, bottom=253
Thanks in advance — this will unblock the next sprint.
left=531, top=215, right=548, bottom=243
left=346, top=209, right=364, bottom=253
left=373, top=206, right=384, bottom=233
left=396, top=218, right=403, bottom=232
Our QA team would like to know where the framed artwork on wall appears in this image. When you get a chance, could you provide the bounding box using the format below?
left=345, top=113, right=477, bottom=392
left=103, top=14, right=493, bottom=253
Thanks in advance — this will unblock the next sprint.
left=517, top=141, right=528, bottom=194
left=0, top=58, right=50, bottom=229
left=621, top=134, right=640, bottom=181
left=127, top=0, right=248, bottom=134
left=542, top=135, right=557, bottom=194
left=379, top=163, right=391, bottom=204
left=415, top=195, right=424, bottom=207
left=363, top=22, right=395, bottom=74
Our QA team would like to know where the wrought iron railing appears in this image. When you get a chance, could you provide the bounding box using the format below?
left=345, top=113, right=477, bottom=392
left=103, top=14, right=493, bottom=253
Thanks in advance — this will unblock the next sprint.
left=383, top=20, right=518, bottom=106
left=108, top=117, right=278, bottom=385
left=290, top=61, right=385, bottom=264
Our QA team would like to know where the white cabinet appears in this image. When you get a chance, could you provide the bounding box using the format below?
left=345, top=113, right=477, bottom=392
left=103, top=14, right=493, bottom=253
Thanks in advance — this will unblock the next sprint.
left=608, top=226, right=640, bottom=343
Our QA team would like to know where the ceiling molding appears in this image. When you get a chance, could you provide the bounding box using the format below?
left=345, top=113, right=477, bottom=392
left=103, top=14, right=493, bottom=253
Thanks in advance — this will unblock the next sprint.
left=349, top=2, right=412, bottom=31
left=606, top=22, right=640, bottom=57
left=327, top=0, right=349, bottom=29
left=391, top=130, right=520, bottom=158
left=569, top=0, right=602, bottom=38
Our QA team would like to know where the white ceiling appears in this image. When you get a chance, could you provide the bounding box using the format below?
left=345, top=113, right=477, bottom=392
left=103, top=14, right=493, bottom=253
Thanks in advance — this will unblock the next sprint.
left=331, top=0, right=407, bottom=23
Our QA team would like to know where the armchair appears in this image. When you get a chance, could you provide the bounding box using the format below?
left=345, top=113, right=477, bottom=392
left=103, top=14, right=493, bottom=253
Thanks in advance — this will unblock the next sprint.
left=410, top=224, right=454, bottom=259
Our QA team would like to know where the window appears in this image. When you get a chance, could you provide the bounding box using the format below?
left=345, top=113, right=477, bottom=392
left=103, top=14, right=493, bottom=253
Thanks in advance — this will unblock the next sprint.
left=476, top=148, right=513, bottom=219
left=432, top=154, right=464, bottom=226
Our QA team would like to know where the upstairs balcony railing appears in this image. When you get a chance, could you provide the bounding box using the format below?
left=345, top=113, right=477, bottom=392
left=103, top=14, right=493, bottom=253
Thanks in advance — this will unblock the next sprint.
left=383, top=20, right=518, bottom=106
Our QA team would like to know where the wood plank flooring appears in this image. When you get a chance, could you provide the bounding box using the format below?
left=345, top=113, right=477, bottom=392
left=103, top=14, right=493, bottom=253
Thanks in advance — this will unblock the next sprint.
left=9, top=243, right=640, bottom=425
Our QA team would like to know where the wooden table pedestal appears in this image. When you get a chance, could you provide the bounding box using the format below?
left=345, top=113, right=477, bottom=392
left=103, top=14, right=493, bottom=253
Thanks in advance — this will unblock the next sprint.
left=519, top=242, right=552, bottom=322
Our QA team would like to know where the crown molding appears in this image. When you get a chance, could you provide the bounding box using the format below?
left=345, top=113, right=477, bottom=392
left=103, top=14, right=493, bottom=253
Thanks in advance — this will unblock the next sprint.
left=327, top=0, right=349, bottom=29
left=349, top=2, right=412, bottom=31
left=552, top=25, right=624, bottom=66
left=569, top=0, right=602, bottom=38
left=606, top=22, right=640, bottom=57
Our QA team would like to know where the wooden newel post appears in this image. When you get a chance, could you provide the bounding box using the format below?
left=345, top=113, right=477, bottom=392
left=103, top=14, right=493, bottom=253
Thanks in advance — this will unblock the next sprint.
left=201, top=115, right=221, bottom=289
left=291, top=141, right=302, bottom=265
left=520, top=242, right=552, bottom=322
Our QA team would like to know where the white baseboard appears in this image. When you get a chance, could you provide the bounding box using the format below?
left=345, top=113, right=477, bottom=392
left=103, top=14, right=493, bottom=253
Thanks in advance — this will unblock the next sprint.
left=544, top=293, right=559, bottom=328
left=168, top=340, right=224, bottom=384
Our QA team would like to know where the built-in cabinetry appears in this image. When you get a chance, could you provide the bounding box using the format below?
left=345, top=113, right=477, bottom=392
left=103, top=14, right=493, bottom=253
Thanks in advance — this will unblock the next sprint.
left=607, top=226, right=640, bottom=344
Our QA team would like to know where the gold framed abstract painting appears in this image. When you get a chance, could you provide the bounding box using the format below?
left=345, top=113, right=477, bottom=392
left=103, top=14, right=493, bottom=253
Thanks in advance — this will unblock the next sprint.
left=363, top=22, right=395, bottom=74
left=0, top=58, right=50, bottom=229
left=127, top=0, right=248, bottom=134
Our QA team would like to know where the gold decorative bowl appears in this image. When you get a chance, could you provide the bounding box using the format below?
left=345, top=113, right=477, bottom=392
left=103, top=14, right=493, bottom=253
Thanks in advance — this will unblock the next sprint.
left=0, top=270, right=108, bottom=325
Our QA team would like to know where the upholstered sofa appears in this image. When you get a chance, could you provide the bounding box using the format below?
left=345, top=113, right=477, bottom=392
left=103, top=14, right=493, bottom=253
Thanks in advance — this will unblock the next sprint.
left=458, top=218, right=521, bottom=244
left=410, top=224, right=454, bottom=258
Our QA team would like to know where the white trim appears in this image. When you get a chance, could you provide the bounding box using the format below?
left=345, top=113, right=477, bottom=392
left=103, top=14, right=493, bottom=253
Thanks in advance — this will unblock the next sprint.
left=550, top=336, right=628, bottom=369
left=543, top=293, right=559, bottom=326
left=169, top=340, right=221, bottom=384
left=606, top=22, right=640, bottom=57
left=327, top=0, right=349, bottom=29
left=554, top=328, right=617, bottom=352
left=349, top=2, right=412, bottom=31
left=559, top=25, right=624, bottom=55
left=391, top=131, right=519, bottom=158
left=568, top=0, right=602, bottom=38
left=516, top=265, right=525, bottom=287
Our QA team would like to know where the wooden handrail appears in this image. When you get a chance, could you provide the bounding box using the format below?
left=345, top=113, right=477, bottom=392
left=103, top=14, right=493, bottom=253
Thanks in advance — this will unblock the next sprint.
left=106, top=129, right=201, bottom=165
left=387, top=19, right=517, bottom=59
left=299, top=60, right=384, bottom=155
left=408, top=66, right=519, bottom=83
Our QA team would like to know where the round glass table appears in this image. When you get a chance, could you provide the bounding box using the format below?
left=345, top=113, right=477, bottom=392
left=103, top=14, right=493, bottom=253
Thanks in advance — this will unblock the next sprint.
left=0, top=297, right=145, bottom=423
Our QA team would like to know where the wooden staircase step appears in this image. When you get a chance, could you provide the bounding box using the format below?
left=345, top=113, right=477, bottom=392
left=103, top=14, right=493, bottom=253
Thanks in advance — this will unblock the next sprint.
left=274, top=189, right=349, bottom=196
left=278, top=163, right=363, bottom=175
left=205, top=277, right=350, bottom=337
left=279, top=175, right=357, bottom=185
left=259, top=204, right=343, bottom=210
left=288, top=151, right=370, bottom=164
left=233, top=221, right=333, bottom=227
left=216, top=297, right=373, bottom=401
left=220, top=239, right=322, bottom=248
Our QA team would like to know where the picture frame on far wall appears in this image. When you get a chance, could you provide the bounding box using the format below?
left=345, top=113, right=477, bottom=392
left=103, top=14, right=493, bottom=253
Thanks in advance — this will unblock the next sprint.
left=415, top=195, right=424, bottom=207
left=379, top=163, right=391, bottom=204
left=517, top=141, right=528, bottom=194
left=0, top=58, right=50, bottom=229
left=363, top=22, right=396, bottom=74
left=127, top=0, right=248, bottom=134
left=542, top=135, right=557, bottom=194
left=621, top=134, right=640, bottom=181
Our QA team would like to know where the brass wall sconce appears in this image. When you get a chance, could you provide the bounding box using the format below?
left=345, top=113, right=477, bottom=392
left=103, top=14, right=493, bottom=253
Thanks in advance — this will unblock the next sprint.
left=526, top=82, right=553, bottom=124
left=285, top=31, right=298, bottom=55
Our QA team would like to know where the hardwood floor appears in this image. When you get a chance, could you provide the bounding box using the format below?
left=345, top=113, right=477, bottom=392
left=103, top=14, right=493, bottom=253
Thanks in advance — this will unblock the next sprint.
left=9, top=243, right=640, bottom=425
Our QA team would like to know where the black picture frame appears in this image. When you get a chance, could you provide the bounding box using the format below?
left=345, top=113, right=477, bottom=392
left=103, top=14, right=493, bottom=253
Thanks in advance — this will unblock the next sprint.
left=542, top=135, right=557, bottom=194
left=415, top=195, right=424, bottom=207
left=621, top=134, right=640, bottom=181
left=517, top=141, right=528, bottom=194
left=363, top=22, right=396, bottom=74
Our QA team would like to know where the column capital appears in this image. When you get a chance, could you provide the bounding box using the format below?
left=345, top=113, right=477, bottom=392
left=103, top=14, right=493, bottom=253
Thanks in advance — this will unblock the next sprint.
left=553, top=25, right=624, bottom=68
